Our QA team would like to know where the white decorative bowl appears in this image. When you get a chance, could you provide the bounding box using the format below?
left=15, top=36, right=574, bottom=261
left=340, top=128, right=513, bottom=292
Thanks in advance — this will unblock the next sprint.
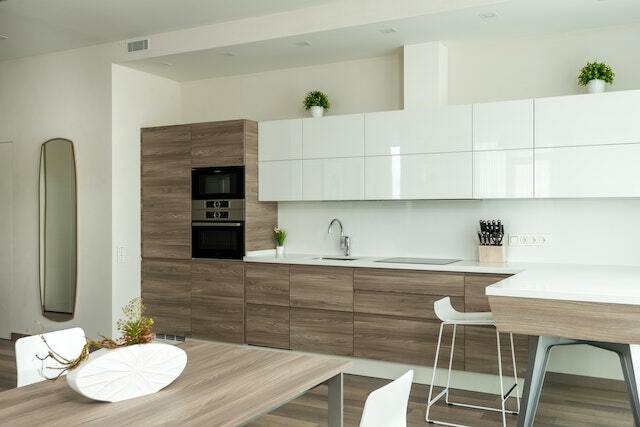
left=66, top=343, right=187, bottom=402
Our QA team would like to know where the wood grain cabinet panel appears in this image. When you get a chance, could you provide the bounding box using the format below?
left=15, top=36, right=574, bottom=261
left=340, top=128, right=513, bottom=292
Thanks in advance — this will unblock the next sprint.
left=141, top=259, right=191, bottom=336
left=141, top=125, right=191, bottom=260
left=191, top=120, right=245, bottom=167
left=290, top=308, right=353, bottom=356
left=354, top=291, right=464, bottom=320
left=354, top=268, right=464, bottom=296
left=354, top=313, right=464, bottom=368
left=464, top=273, right=528, bottom=376
left=245, top=263, right=290, bottom=306
left=245, top=304, right=290, bottom=349
left=191, top=260, right=245, bottom=343
left=290, top=266, right=353, bottom=312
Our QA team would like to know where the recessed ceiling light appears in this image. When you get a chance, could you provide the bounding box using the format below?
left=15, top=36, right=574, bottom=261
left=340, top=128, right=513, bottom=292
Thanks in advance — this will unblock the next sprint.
left=478, top=12, right=498, bottom=19
left=219, top=52, right=238, bottom=57
left=294, top=40, right=312, bottom=47
left=0, top=35, right=8, bottom=40
left=379, top=27, right=398, bottom=35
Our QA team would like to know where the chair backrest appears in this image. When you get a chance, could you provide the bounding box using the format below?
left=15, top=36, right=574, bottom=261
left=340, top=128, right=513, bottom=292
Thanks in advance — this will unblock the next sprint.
left=15, top=327, right=86, bottom=387
left=359, top=370, right=414, bottom=427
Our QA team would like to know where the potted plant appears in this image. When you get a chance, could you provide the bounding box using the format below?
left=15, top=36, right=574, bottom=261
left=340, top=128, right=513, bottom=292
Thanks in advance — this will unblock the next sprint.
left=578, top=61, right=615, bottom=94
left=274, top=227, right=286, bottom=257
left=303, top=91, right=330, bottom=117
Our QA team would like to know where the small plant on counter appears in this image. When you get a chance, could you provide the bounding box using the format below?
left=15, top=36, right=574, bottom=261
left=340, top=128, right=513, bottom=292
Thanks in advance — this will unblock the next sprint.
left=578, top=61, right=615, bottom=86
left=274, top=227, right=287, bottom=247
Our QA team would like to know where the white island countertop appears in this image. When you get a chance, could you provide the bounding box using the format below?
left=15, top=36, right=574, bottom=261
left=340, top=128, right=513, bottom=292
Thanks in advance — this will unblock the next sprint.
left=244, top=252, right=640, bottom=306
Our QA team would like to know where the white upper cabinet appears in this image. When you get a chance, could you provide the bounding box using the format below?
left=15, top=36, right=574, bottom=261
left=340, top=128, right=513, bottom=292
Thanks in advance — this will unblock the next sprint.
left=302, top=114, right=365, bottom=159
left=258, top=160, right=303, bottom=201
left=473, top=99, right=534, bottom=150
left=365, top=153, right=472, bottom=200
left=258, top=119, right=303, bottom=161
left=535, top=144, right=640, bottom=198
left=365, top=106, right=472, bottom=156
left=303, top=157, right=364, bottom=201
left=473, top=149, right=534, bottom=199
left=535, top=90, right=640, bottom=148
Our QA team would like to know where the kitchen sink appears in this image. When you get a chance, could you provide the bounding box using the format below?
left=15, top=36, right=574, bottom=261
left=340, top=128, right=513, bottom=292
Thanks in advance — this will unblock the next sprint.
left=314, top=256, right=360, bottom=261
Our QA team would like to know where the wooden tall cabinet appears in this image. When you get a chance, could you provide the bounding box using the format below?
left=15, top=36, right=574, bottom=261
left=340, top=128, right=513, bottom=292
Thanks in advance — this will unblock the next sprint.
left=141, top=120, right=276, bottom=338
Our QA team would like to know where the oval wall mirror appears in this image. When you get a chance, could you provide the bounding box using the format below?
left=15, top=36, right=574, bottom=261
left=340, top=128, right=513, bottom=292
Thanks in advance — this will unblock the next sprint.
left=39, top=138, right=77, bottom=321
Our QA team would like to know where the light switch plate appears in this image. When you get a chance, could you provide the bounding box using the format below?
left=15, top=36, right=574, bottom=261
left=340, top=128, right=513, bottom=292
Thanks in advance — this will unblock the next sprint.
left=508, top=234, right=550, bottom=246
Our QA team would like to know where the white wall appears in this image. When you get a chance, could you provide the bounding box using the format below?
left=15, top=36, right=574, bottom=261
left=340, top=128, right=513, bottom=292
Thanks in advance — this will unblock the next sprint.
left=0, top=142, right=14, bottom=339
left=111, top=65, right=182, bottom=337
left=0, top=46, right=113, bottom=339
left=181, top=55, right=402, bottom=122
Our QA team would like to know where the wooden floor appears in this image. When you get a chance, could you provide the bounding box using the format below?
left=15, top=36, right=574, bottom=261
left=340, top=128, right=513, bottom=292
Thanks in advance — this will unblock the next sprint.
left=0, top=339, right=633, bottom=426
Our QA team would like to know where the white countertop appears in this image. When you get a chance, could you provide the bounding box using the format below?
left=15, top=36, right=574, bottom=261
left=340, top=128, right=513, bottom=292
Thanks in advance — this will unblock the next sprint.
left=244, top=252, right=640, bottom=305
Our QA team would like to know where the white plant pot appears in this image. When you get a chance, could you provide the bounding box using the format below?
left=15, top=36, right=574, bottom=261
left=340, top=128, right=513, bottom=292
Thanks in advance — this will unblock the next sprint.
left=66, top=342, right=187, bottom=402
left=276, top=246, right=285, bottom=257
left=310, top=106, right=324, bottom=118
left=587, top=79, right=606, bottom=94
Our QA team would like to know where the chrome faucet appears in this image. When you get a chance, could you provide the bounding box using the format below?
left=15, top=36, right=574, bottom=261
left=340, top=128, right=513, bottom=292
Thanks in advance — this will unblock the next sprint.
left=327, top=218, right=351, bottom=256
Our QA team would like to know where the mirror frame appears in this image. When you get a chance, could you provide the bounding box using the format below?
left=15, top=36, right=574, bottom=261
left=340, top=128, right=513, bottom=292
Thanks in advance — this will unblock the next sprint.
left=38, top=138, right=78, bottom=322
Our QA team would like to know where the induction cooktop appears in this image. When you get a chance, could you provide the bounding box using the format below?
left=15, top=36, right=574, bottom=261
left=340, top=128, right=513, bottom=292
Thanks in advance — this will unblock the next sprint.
left=375, top=257, right=460, bottom=265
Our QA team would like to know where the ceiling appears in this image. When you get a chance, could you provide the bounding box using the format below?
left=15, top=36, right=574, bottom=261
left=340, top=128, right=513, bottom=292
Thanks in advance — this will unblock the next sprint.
left=123, top=0, right=640, bottom=82
left=0, top=0, right=338, bottom=61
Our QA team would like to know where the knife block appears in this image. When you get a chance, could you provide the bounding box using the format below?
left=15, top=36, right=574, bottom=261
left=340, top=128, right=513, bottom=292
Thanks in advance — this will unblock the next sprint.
left=478, top=245, right=506, bottom=263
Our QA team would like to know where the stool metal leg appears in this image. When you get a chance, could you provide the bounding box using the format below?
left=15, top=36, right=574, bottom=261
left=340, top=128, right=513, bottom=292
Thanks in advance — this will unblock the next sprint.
left=509, top=333, right=521, bottom=413
left=496, top=330, right=507, bottom=427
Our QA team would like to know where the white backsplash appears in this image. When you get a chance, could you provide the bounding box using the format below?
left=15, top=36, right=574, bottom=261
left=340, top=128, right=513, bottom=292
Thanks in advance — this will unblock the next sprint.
left=278, top=198, right=640, bottom=266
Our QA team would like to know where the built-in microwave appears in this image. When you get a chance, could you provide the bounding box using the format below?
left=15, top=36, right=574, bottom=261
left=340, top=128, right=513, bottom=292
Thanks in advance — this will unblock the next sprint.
left=192, top=166, right=244, bottom=200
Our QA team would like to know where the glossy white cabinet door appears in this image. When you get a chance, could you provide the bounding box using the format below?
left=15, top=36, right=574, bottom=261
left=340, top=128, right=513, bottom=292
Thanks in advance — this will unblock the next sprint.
left=302, top=114, right=365, bottom=159
left=303, top=157, right=364, bottom=201
left=473, top=149, right=534, bottom=198
left=258, top=160, right=303, bottom=201
left=365, top=153, right=472, bottom=200
left=365, top=105, right=472, bottom=155
left=258, top=119, right=302, bottom=161
left=535, top=144, right=640, bottom=198
left=535, top=90, right=640, bottom=148
left=473, top=99, right=534, bottom=150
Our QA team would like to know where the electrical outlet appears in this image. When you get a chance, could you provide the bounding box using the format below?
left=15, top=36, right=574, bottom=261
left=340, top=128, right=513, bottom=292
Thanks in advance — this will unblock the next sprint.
left=116, top=246, right=126, bottom=264
left=508, top=234, right=550, bottom=246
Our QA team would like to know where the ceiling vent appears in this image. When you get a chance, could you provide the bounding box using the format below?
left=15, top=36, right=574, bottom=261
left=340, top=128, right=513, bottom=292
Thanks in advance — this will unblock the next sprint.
left=127, top=39, right=149, bottom=53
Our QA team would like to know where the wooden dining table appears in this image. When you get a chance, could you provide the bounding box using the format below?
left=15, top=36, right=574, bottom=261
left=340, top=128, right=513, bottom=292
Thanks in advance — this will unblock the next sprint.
left=0, top=340, right=351, bottom=426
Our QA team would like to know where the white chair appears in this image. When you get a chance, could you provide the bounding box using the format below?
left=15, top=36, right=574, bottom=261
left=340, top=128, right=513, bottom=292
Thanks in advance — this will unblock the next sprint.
left=359, top=370, right=414, bottom=427
left=426, top=297, right=519, bottom=427
left=15, top=327, right=87, bottom=387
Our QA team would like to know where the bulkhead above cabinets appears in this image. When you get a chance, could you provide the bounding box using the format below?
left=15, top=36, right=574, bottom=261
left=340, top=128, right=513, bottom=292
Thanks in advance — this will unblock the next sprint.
left=258, top=89, right=640, bottom=201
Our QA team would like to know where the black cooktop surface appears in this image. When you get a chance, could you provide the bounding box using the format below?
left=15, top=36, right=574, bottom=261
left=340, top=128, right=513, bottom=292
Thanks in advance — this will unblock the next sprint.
left=375, top=257, right=460, bottom=265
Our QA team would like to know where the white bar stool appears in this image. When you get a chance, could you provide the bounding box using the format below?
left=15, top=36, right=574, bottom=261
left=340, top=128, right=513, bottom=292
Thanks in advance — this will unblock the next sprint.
left=426, top=297, right=520, bottom=427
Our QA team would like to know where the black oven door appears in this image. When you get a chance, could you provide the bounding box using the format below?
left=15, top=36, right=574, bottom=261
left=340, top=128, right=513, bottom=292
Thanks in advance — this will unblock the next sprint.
left=192, top=166, right=244, bottom=200
left=192, top=222, right=245, bottom=260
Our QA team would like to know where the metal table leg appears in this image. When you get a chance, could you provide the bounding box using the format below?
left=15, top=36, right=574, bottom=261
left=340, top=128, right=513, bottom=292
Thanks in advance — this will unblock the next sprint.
left=328, top=372, right=344, bottom=427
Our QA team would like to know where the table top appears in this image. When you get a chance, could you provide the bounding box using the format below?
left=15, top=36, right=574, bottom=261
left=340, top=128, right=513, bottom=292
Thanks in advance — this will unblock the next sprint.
left=0, top=340, right=351, bottom=427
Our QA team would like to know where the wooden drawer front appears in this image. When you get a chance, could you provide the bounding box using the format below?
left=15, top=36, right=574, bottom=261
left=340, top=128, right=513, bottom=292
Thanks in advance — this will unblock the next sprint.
left=354, top=314, right=464, bottom=369
left=245, top=304, right=290, bottom=349
left=191, top=121, right=245, bottom=167
left=354, top=268, right=464, bottom=296
left=141, top=259, right=191, bottom=336
left=290, top=266, right=353, bottom=312
left=290, top=308, right=353, bottom=356
left=464, top=274, right=510, bottom=312
left=354, top=291, right=464, bottom=320
left=141, top=126, right=191, bottom=260
left=191, top=296, right=244, bottom=343
left=245, top=263, right=290, bottom=306
left=191, top=260, right=245, bottom=343
left=465, top=326, right=528, bottom=377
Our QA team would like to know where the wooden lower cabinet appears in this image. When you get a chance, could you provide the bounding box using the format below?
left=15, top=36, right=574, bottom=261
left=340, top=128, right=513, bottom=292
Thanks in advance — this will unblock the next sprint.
left=290, top=308, right=354, bottom=356
left=191, top=260, right=245, bottom=343
left=290, top=265, right=354, bottom=312
left=245, top=263, right=290, bottom=306
left=141, top=258, right=191, bottom=336
left=354, top=313, right=464, bottom=369
left=245, top=304, right=290, bottom=349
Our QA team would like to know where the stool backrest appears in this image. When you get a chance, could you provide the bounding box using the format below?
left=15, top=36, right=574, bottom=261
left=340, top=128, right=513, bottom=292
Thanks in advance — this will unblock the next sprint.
left=359, top=370, right=414, bottom=427
left=15, top=327, right=86, bottom=387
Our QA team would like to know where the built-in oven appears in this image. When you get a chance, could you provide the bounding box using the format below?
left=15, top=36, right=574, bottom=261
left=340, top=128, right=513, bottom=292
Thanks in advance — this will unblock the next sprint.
left=192, top=166, right=244, bottom=200
left=192, top=199, right=245, bottom=260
